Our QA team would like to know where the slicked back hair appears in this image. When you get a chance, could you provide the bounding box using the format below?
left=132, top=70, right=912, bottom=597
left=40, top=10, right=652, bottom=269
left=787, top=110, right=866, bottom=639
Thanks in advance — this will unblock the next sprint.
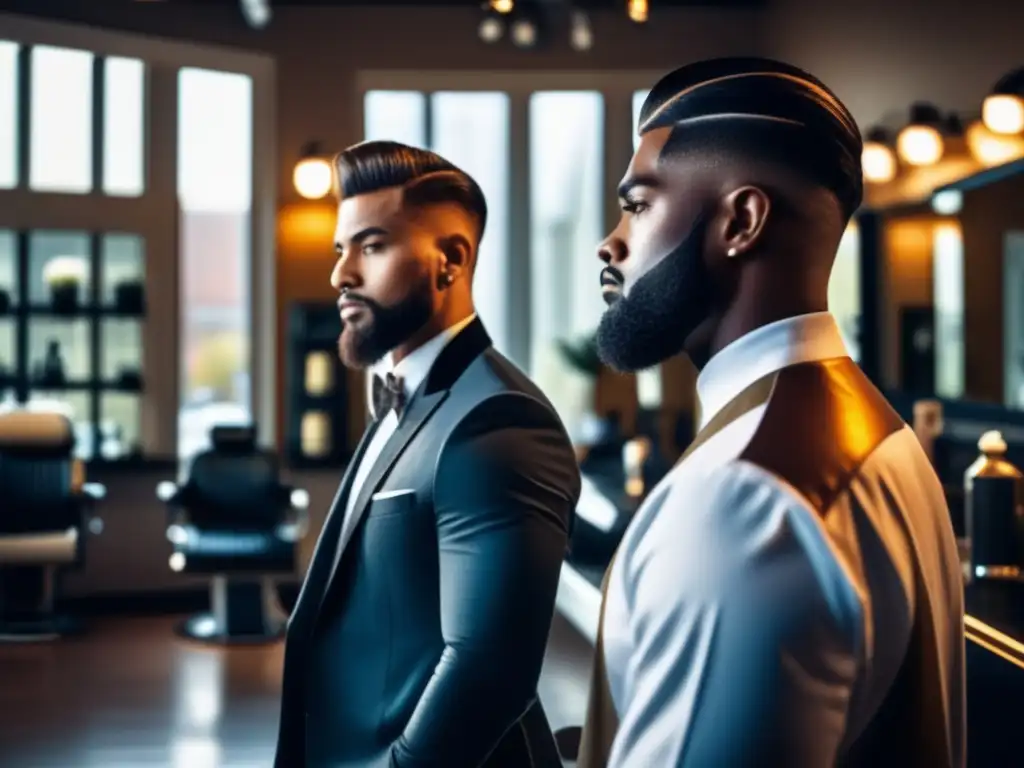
left=639, top=59, right=864, bottom=220
left=334, top=140, right=488, bottom=242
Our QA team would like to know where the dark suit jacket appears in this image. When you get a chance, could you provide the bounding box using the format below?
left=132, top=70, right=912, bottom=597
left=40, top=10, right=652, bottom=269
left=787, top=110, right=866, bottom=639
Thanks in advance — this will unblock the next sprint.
left=275, top=318, right=581, bottom=768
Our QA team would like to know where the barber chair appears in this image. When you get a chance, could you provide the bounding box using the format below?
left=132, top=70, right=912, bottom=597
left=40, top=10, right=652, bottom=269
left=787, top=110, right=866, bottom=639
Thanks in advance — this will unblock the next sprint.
left=0, top=411, right=105, bottom=641
left=155, top=425, right=309, bottom=645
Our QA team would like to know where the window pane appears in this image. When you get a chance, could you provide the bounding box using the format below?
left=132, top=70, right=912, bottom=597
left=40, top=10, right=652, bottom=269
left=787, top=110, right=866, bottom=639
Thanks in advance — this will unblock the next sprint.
left=633, top=89, right=648, bottom=151
left=0, top=318, right=13, bottom=387
left=933, top=222, right=964, bottom=399
left=103, top=57, right=145, bottom=197
left=29, top=318, right=91, bottom=383
left=0, top=41, right=17, bottom=189
left=828, top=221, right=861, bottom=362
left=0, top=229, right=16, bottom=309
left=102, top=318, right=141, bottom=383
left=28, top=230, right=92, bottom=307
left=30, top=45, right=94, bottom=193
left=178, top=67, right=253, bottom=460
left=101, top=233, right=144, bottom=308
left=26, top=389, right=92, bottom=460
left=100, top=392, right=141, bottom=460
left=364, top=90, right=427, bottom=146
left=431, top=92, right=510, bottom=353
left=529, top=91, right=604, bottom=435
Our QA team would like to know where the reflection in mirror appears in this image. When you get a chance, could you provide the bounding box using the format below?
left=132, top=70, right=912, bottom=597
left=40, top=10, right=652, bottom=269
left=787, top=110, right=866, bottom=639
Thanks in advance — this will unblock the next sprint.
left=25, top=389, right=92, bottom=460
left=28, top=231, right=91, bottom=307
left=934, top=222, right=965, bottom=399
left=28, top=319, right=90, bottom=384
left=101, top=234, right=145, bottom=310
left=0, top=230, right=14, bottom=311
left=101, top=392, right=141, bottom=460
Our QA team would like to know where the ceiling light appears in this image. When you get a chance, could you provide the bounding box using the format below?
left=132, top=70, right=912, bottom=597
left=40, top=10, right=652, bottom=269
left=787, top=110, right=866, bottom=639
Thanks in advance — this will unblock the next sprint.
left=240, top=0, right=271, bottom=29
left=627, top=0, right=649, bottom=23
left=490, top=0, right=514, bottom=13
left=896, top=103, right=945, bottom=167
left=569, top=11, right=593, bottom=52
left=479, top=14, right=504, bottom=43
left=861, top=127, right=897, bottom=183
left=293, top=142, right=333, bottom=200
left=965, top=119, right=1024, bottom=167
left=982, top=68, right=1024, bottom=135
left=510, top=17, right=538, bottom=48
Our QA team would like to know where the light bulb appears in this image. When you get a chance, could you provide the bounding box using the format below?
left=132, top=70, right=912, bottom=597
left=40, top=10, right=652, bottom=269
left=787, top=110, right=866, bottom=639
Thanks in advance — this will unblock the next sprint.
left=627, top=0, right=649, bottom=23
left=490, top=0, right=514, bottom=13
left=861, top=141, right=897, bottom=183
left=982, top=94, right=1024, bottom=135
left=966, top=119, right=1024, bottom=167
left=510, top=18, right=537, bottom=48
left=478, top=16, right=503, bottom=43
left=570, top=12, right=593, bottom=51
left=896, top=124, right=944, bottom=166
left=293, top=156, right=332, bottom=200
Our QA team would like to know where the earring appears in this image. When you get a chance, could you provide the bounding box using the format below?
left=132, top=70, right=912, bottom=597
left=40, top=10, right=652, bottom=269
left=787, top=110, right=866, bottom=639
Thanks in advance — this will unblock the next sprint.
left=726, top=247, right=738, bottom=258
left=441, top=273, right=454, bottom=286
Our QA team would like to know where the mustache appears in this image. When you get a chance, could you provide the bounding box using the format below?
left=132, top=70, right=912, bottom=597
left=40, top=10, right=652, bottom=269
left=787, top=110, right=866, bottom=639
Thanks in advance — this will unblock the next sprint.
left=337, top=292, right=377, bottom=311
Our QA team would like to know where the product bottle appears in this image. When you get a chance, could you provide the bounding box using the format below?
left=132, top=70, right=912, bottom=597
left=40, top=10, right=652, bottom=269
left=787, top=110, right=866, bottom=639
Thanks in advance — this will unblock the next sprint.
left=965, top=430, right=1024, bottom=580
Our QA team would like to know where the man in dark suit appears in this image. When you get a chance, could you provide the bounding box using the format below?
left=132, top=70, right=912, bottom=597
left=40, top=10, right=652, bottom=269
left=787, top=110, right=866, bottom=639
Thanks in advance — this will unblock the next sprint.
left=275, top=140, right=581, bottom=768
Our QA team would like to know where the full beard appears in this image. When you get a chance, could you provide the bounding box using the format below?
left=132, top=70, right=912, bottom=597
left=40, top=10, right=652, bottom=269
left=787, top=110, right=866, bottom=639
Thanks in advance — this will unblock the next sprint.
left=337, top=279, right=434, bottom=369
left=596, top=215, right=716, bottom=373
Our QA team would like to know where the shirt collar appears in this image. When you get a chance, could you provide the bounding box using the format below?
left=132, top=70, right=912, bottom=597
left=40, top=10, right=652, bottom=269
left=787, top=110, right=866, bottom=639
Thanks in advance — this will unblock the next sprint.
left=367, top=313, right=477, bottom=417
left=696, top=311, right=849, bottom=429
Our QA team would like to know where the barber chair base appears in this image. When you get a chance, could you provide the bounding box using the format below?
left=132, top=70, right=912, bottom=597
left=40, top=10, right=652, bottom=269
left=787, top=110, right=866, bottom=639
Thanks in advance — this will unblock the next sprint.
left=0, top=614, right=83, bottom=643
left=174, top=577, right=286, bottom=646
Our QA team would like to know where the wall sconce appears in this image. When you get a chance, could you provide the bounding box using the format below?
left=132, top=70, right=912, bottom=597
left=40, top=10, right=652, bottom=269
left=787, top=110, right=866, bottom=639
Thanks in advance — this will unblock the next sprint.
left=293, top=141, right=333, bottom=200
left=896, top=103, right=945, bottom=167
left=862, top=127, right=897, bottom=183
left=983, top=68, right=1024, bottom=136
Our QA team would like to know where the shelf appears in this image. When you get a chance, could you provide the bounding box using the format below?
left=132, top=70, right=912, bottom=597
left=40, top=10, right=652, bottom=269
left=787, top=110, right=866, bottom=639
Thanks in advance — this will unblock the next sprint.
left=23, top=304, right=144, bottom=319
left=29, top=377, right=143, bottom=393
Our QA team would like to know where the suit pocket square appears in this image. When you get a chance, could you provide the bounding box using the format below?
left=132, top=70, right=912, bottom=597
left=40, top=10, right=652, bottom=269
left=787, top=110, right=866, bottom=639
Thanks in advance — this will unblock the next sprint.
left=371, top=489, right=415, bottom=501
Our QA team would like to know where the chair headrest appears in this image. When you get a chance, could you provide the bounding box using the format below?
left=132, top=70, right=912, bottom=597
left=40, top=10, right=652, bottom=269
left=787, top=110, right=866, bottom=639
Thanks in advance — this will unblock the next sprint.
left=0, top=411, right=74, bottom=453
left=210, top=424, right=257, bottom=453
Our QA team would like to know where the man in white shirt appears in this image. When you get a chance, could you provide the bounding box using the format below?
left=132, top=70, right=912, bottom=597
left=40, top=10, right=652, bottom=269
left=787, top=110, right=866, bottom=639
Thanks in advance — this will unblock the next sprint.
left=277, top=140, right=580, bottom=768
left=578, top=58, right=965, bottom=767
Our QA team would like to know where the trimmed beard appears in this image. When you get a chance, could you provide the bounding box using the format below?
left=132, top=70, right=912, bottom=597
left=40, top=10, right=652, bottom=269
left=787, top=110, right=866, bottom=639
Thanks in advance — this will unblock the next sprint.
left=337, top=276, right=433, bottom=369
left=596, top=214, right=715, bottom=372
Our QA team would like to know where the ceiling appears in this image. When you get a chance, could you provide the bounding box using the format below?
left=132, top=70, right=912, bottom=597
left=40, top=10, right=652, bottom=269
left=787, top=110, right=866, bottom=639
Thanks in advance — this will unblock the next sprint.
left=155, top=0, right=765, bottom=7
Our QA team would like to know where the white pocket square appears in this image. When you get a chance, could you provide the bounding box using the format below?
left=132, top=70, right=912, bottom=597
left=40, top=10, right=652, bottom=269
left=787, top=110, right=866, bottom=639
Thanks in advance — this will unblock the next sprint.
left=371, top=489, right=415, bottom=501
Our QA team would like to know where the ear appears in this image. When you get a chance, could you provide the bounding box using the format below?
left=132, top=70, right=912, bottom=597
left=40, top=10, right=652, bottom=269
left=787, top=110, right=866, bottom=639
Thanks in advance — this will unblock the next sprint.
left=436, top=234, right=473, bottom=286
left=714, top=185, right=771, bottom=259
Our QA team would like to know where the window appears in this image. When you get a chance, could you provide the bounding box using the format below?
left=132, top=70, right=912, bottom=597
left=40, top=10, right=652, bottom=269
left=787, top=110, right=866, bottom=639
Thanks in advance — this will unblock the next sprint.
left=633, top=89, right=648, bottom=151
left=829, top=222, right=861, bottom=362
left=0, top=41, right=17, bottom=189
left=431, top=92, right=510, bottom=352
left=177, top=67, right=254, bottom=461
left=933, top=222, right=964, bottom=399
left=103, top=57, right=145, bottom=196
left=362, top=89, right=512, bottom=354
left=364, top=90, right=427, bottom=147
left=29, top=45, right=94, bottom=193
left=529, top=91, right=604, bottom=434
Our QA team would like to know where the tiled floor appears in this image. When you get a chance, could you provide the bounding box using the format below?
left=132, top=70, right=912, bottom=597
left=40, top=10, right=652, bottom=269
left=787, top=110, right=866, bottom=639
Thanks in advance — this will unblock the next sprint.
left=0, top=613, right=592, bottom=767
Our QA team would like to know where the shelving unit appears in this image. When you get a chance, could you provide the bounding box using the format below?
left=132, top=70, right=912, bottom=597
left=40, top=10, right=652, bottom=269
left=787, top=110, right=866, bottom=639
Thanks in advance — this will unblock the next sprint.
left=0, top=230, right=146, bottom=462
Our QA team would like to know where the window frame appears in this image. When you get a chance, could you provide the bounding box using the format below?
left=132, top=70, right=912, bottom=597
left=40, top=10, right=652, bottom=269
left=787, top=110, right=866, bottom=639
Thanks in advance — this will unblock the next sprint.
left=0, top=12, right=277, bottom=461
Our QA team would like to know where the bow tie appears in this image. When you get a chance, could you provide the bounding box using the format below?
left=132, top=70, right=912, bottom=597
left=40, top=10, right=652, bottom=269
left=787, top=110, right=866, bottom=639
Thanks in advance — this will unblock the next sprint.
left=372, top=372, right=406, bottom=419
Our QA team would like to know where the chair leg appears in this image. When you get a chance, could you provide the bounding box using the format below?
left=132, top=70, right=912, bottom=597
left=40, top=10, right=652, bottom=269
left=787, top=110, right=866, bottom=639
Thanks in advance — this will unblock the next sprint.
left=0, top=566, right=82, bottom=642
left=175, top=575, right=287, bottom=645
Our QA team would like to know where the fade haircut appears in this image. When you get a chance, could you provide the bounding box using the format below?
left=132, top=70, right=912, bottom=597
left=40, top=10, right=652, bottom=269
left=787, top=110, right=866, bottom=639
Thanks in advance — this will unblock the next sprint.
left=334, top=140, right=488, bottom=242
left=638, top=58, right=864, bottom=220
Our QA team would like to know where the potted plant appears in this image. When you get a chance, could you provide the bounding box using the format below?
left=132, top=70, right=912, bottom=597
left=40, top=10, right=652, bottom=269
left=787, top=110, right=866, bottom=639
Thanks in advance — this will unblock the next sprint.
left=43, top=256, right=88, bottom=314
left=113, top=279, right=145, bottom=314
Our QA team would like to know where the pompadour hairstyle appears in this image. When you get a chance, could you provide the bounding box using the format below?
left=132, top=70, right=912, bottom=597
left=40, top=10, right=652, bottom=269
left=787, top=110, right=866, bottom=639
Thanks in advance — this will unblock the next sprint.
left=334, top=140, right=488, bottom=240
left=639, top=58, right=864, bottom=219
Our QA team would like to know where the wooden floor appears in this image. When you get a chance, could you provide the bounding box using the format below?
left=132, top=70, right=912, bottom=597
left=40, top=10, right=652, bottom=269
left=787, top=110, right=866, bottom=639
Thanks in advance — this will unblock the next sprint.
left=0, top=613, right=593, bottom=767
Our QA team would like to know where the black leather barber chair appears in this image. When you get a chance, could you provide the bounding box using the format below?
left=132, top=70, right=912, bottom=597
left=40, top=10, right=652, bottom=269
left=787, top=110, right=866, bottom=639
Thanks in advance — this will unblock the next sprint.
left=155, top=425, right=309, bottom=645
left=0, top=411, right=105, bottom=641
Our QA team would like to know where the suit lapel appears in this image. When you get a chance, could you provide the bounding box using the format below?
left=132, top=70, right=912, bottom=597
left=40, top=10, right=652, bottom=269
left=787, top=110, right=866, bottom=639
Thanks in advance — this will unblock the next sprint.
left=291, top=419, right=380, bottom=624
left=319, top=317, right=493, bottom=597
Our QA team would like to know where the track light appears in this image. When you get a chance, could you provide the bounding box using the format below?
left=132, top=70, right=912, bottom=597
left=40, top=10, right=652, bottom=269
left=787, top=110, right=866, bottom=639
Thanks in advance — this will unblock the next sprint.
left=240, top=0, right=271, bottom=29
left=478, top=11, right=505, bottom=43
left=627, top=0, right=648, bottom=23
left=983, top=68, right=1024, bottom=135
left=569, top=11, right=593, bottom=52
left=861, top=127, right=897, bottom=184
left=510, top=16, right=538, bottom=48
left=896, top=103, right=945, bottom=167
left=490, top=0, right=514, bottom=12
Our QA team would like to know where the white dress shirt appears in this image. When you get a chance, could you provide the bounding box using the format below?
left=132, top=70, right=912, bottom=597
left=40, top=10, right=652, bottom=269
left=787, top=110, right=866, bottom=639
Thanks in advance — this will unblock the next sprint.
left=600, top=312, right=964, bottom=766
left=339, top=313, right=477, bottom=547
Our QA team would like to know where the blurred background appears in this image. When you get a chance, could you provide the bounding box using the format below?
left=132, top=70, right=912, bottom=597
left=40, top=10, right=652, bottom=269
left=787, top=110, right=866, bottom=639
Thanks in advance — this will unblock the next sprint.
left=0, top=0, right=1022, bottom=765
